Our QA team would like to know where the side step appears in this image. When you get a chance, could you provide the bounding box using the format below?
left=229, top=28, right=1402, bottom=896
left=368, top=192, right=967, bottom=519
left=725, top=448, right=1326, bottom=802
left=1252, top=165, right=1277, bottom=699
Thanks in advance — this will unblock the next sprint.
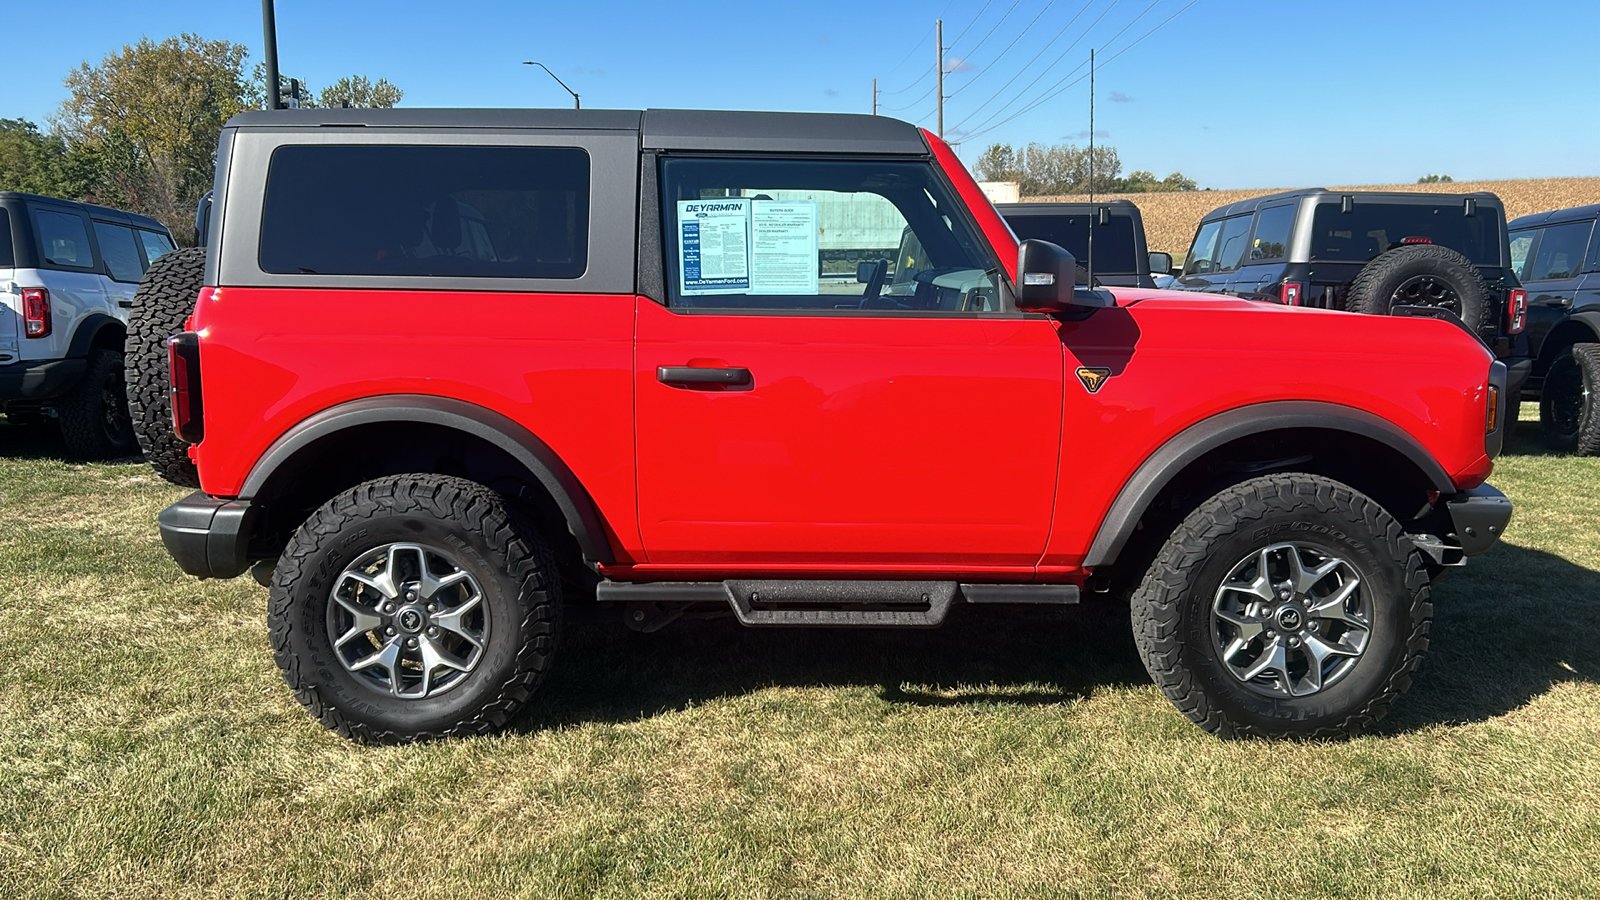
left=596, top=580, right=1079, bottom=628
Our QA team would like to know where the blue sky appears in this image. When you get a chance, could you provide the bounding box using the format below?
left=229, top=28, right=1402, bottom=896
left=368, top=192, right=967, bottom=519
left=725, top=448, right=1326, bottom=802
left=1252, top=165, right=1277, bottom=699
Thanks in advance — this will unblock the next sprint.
left=1, top=0, right=1593, bottom=189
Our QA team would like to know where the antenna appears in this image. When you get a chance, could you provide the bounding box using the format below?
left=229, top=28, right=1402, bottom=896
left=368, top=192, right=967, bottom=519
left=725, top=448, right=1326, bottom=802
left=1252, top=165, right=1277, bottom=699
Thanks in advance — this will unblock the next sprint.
left=1087, top=47, right=1095, bottom=290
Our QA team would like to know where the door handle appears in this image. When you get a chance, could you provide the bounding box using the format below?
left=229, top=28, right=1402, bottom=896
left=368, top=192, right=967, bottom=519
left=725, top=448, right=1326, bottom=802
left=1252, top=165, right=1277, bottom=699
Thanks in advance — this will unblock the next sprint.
left=657, top=365, right=752, bottom=387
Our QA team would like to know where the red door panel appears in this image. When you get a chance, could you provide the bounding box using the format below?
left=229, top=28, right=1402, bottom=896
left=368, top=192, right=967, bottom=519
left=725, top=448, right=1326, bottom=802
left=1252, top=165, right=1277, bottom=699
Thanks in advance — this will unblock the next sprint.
left=634, top=301, right=1064, bottom=570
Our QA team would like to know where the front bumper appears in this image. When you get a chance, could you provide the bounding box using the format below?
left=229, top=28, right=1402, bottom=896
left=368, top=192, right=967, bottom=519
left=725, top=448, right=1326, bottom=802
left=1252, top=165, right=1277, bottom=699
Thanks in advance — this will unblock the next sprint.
left=0, top=358, right=86, bottom=401
left=1446, top=483, right=1513, bottom=556
left=158, top=492, right=255, bottom=579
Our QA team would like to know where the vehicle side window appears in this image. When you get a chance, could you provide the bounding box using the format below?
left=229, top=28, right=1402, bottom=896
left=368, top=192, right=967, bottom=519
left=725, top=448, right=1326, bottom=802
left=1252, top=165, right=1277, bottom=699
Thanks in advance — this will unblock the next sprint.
left=1212, top=215, right=1254, bottom=274
left=35, top=209, right=95, bottom=269
left=659, top=157, right=1002, bottom=313
left=1508, top=229, right=1535, bottom=281
left=138, top=230, right=176, bottom=265
left=259, top=144, right=590, bottom=279
left=1008, top=214, right=1139, bottom=274
left=94, top=221, right=145, bottom=282
left=1526, top=221, right=1593, bottom=281
left=0, top=208, right=13, bottom=268
left=1183, top=220, right=1223, bottom=275
left=1248, top=205, right=1294, bottom=261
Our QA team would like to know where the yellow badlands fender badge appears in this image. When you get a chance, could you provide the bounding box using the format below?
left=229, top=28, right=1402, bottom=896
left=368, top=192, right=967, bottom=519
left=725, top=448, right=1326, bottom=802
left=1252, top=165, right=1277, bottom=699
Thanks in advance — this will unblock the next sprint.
left=1076, top=366, right=1112, bottom=393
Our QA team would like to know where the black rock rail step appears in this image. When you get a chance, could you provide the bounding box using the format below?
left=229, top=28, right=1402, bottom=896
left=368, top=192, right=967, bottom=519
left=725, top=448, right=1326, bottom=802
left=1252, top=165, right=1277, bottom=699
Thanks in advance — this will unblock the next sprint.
left=596, top=580, right=1079, bottom=628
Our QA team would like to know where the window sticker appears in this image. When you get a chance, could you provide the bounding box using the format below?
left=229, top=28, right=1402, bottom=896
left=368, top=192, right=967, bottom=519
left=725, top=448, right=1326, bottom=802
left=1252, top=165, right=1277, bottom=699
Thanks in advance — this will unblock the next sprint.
left=678, top=198, right=751, bottom=294
left=749, top=200, right=819, bottom=294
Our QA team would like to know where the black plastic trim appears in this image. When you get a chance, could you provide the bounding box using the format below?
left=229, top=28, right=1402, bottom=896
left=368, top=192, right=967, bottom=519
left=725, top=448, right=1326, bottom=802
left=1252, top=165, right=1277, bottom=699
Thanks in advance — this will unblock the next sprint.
left=1444, top=483, right=1513, bottom=556
left=1486, top=360, right=1508, bottom=459
left=237, top=394, right=615, bottom=566
left=959, top=583, right=1080, bottom=604
left=1082, top=401, right=1457, bottom=568
left=158, top=492, right=256, bottom=579
left=0, top=358, right=86, bottom=400
left=64, top=313, right=124, bottom=359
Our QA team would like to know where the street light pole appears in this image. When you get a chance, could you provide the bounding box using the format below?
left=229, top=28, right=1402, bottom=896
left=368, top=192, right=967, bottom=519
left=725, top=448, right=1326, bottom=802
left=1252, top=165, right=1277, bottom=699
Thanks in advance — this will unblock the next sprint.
left=521, top=61, right=580, bottom=109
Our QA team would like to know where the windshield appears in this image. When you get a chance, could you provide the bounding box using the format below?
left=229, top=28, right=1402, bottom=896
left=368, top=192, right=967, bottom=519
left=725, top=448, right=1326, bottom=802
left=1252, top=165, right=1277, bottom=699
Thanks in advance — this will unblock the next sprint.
left=1309, top=201, right=1501, bottom=264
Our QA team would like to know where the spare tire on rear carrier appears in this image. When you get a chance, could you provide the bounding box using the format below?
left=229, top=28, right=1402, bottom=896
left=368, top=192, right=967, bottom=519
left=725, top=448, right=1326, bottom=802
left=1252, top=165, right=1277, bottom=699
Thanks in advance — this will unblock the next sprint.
left=127, top=247, right=207, bottom=488
left=1343, top=243, right=1493, bottom=332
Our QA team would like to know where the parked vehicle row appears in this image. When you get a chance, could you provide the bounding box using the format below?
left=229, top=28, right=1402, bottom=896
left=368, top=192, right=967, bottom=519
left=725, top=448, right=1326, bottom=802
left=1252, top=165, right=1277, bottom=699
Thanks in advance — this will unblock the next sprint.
left=121, top=108, right=1510, bottom=745
left=0, top=192, right=177, bottom=457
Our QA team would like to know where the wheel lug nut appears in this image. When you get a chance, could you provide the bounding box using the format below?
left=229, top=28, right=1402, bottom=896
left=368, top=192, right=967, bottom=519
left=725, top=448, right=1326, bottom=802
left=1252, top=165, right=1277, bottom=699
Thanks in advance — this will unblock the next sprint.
left=383, top=603, right=396, bottom=613
left=407, top=637, right=418, bottom=648
left=386, top=627, right=396, bottom=635
left=406, top=590, right=418, bottom=601
left=427, top=626, right=438, bottom=637
left=427, top=604, right=437, bottom=613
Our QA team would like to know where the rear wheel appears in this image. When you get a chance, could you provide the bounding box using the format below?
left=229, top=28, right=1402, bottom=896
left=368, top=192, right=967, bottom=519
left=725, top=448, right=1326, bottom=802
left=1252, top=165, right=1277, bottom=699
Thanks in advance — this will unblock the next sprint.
left=127, top=247, right=206, bottom=486
left=57, top=348, right=136, bottom=460
left=1539, top=342, right=1600, bottom=454
left=1130, top=474, right=1431, bottom=739
left=269, top=474, right=560, bottom=744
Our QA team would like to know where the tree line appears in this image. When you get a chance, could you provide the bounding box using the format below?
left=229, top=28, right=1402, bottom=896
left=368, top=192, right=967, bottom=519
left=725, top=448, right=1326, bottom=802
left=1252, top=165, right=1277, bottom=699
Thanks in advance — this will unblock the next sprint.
left=0, top=33, right=402, bottom=244
left=974, top=142, right=1197, bottom=196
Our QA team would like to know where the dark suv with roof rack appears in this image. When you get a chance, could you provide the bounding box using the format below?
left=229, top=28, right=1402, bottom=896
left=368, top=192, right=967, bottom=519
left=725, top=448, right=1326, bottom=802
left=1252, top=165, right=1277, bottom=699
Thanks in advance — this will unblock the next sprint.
left=1506, top=204, right=1600, bottom=453
left=1171, top=189, right=1531, bottom=396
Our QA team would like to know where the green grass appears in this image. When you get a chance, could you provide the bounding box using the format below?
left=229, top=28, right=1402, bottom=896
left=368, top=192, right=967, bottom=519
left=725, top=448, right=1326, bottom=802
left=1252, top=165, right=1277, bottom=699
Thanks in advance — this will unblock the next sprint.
left=2, top=405, right=1597, bottom=899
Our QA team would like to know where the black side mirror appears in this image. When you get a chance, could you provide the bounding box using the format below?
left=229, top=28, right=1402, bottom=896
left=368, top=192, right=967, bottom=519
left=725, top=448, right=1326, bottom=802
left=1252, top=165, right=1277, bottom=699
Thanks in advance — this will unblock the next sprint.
left=1148, top=251, right=1173, bottom=276
left=856, top=261, right=876, bottom=284
left=1016, top=239, right=1112, bottom=312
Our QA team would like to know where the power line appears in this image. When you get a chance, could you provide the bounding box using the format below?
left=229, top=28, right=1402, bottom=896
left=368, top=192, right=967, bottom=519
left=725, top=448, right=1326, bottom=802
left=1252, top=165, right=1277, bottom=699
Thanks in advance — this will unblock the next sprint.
left=946, top=0, right=1060, bottom=101
left=879, top=0, right=994, bottom=99
left=961, top=0, right=1199, bottom=142
left=948, top=0, right=1120, bottom=136
left=948, top=0, right=1024, bottom=65
left=945, top=0, right=998, bottom=51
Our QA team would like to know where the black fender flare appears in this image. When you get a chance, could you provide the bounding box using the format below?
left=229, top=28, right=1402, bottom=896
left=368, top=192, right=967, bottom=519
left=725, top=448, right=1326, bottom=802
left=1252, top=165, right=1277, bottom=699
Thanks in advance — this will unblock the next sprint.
left=238, top=394, right=615, bottom=566
left=1536, top=310, right=1600, bottom=371
left=1081, top=401, right=1456, bottom=568
left=66, top=313, right=126, bottom=358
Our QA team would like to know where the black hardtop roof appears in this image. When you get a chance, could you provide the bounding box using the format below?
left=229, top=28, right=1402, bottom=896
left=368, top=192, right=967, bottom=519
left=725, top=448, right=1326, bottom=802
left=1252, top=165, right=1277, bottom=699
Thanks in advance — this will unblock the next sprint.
left=1509, top=203, right=1600, bottom=230
left=997, top=199, right=1140, bottom=215
left=0, top=191, right=170, bottom=231
left=1199, top=187, right=1505, bottom=222
left=223, top=107, right=930, bottom=155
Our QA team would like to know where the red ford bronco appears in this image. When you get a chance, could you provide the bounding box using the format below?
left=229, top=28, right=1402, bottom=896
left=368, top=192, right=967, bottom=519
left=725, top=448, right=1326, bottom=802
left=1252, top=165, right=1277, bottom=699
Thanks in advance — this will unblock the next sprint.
left=143, top=109, right=1511, bottom=743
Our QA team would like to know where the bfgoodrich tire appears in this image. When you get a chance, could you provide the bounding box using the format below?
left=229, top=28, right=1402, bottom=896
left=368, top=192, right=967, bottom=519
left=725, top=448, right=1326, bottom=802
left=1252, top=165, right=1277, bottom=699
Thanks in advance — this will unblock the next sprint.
left=57, top=348, right=137, bottom=459
left=269, top=475, right=561, bottom=744
left=1130, top=474, right=1431, bottom=739
left=127, top=246, right=205, bottom=487
left=1345, top=244, right=1492, bottom=332
left=1539, top=342, right=1600, bottom=455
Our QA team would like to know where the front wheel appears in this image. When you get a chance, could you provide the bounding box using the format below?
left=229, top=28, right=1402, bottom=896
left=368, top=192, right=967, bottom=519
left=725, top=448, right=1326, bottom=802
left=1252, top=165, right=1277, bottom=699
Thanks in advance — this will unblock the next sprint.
left=1130, top=474, right=1431, bottom=739
left=269, top=474, right=560, bottom=743
left=1539, top=342, right=1600, bottom=455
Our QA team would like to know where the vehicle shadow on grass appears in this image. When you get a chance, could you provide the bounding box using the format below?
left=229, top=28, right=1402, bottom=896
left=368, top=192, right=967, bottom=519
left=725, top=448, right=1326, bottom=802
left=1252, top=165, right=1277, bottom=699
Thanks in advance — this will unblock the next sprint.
left=0, top=421, right=144, bottom=465
left=513, top=600, right=1152, bottom=732
left=1378, top=541, right=1600, bottom=733
left=513, top=541, right=1599, bottom=735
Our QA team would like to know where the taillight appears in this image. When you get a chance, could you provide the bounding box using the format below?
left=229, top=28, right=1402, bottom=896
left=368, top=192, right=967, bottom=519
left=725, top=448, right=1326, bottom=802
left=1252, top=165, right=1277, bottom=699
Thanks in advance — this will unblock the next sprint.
left=21, top=288, right=51, bottom=337
left=1280, top=282, right=1303, bottom=306
left=1506, top=289, right=1527, bottom=334
left=1401, top=236, right=1433, bottom=245
left=1486, top=385, right=1500, bottom=434
left=167, top=332, right=204, bottom=444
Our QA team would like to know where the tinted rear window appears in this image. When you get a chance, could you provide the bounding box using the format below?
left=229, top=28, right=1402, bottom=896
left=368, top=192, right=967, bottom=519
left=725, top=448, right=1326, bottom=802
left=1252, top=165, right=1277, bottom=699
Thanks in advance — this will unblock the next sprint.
left=1309, top=201, right=1499, bottom=264
left=0, top=208, right=12, bottom=267
left=259, top=145, right=590, bottom=279
left=1006, top=213, right=1137, bottom=274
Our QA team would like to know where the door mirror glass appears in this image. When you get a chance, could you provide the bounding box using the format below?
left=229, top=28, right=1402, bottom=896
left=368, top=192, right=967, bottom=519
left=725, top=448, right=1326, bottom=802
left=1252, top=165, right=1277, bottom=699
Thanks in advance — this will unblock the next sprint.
left=1147, top=251, right=1173, bottom=275
left=1016, top=239, right=1111, bottom=312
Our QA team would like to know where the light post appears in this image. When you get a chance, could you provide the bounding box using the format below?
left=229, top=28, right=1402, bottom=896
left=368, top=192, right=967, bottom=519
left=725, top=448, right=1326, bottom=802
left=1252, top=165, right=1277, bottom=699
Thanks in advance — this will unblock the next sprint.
left=521, top=61, right=580, bottom=109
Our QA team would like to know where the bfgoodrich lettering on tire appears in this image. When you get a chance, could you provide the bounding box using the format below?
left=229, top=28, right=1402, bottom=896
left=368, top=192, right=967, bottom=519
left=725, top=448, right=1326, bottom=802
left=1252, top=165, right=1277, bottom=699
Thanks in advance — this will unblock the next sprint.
left=1130, top=474, right=1431, bottom=739
left=268, top=474, right=560, bottom=744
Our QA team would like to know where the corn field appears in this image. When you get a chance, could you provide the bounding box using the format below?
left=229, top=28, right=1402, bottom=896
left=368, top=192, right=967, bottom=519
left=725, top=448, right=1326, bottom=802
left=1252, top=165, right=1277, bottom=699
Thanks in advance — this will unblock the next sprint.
left=1028, top=177, right=1600, bottom=259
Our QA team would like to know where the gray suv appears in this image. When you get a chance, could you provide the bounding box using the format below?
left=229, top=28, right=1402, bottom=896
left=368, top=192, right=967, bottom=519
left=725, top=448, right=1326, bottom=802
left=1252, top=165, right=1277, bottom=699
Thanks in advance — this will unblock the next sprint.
left=0, top=192, right=176, bottom=457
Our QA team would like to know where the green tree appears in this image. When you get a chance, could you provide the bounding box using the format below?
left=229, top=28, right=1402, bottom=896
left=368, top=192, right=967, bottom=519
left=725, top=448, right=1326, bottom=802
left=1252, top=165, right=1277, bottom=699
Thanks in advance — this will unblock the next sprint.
left=974, top=143, right=1021, bottom=183
left=0, top=119, right=73, bottom=196
left=319, top=75, right=403, bottom=109
left=1418, top=173, right=1454, bottom=184
left=54, top=33, right=251, bottom=238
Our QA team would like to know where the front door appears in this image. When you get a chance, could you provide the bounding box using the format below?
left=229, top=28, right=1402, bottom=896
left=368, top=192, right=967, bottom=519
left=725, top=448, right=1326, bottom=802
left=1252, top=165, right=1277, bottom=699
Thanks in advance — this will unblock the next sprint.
left=634, top=155, right=1064, bottom=571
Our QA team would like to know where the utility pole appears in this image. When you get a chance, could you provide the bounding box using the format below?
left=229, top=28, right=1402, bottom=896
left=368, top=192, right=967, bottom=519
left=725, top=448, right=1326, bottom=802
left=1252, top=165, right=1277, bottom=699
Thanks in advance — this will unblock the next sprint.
left=872, top=78, right=878, bottom=115
left=935, top=19, right=944, bottom=138
left=262, top=0, right=281, bottom=110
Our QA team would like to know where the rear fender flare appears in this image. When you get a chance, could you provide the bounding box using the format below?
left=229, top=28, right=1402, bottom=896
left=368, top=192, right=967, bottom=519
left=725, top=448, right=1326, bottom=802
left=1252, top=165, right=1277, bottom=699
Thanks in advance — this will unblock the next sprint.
left=1082, top=401, right=1455, bottom=568
left=238, top=394, right=615, bottom=566
left=1536, top=311, right=1600, bottom=371
left=65, top=313, right=126, bottom=358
